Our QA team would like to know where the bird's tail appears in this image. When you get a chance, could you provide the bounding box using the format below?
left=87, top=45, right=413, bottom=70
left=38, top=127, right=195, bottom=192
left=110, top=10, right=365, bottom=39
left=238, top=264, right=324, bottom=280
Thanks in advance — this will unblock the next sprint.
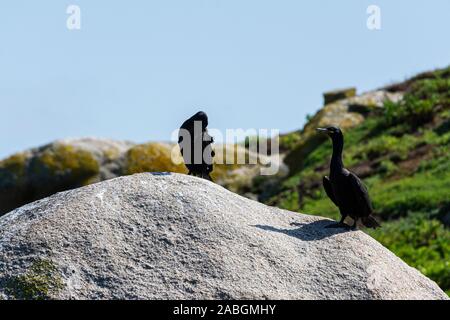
left=361, top=215, right=381, bottom=229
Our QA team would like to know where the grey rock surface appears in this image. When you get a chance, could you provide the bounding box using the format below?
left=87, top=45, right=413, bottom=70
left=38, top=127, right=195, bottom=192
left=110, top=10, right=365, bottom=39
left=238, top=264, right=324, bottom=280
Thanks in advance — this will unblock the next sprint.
left=0, top=173, right=447, bottom=300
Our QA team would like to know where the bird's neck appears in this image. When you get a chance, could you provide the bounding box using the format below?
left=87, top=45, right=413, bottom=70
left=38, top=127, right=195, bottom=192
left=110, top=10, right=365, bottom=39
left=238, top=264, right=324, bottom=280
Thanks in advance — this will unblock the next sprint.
left=330, top=137, right=344, bottom=174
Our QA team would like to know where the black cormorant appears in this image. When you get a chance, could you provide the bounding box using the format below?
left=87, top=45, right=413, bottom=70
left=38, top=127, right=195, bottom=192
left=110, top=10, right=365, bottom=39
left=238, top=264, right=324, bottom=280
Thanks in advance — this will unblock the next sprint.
left=316, top=126, right=380, bottom=230
left=178, top=111, right=215, bottom=181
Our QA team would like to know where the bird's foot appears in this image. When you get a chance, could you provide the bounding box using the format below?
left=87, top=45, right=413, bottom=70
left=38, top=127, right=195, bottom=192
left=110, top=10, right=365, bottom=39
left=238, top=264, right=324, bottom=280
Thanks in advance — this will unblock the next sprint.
left=325, top=222, right=350, bottom=229
left=350, top=219, right=359, bottom=231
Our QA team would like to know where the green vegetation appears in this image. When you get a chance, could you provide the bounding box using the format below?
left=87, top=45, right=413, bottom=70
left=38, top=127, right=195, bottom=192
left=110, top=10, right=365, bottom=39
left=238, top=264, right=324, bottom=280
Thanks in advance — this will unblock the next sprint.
left=279, top=132, right=302, bottom=151
left=384, top=77, right=449, bottom=127
left=5, top=259, right=64, bottom=300
left=367, top=214, right=450, bottom=296
left=259, top=67, right=450, bottom=294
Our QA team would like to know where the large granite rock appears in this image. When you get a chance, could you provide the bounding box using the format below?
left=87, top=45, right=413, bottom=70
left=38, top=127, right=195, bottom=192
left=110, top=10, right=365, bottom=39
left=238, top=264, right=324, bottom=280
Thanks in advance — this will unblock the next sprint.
left=0, top=173, right=446, bottom=300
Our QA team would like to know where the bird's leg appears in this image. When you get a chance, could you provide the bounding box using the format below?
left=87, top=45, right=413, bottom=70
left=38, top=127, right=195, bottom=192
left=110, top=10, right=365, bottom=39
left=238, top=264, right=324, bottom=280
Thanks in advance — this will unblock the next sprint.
left=201, top=172, right=213, bottom=181
left=338, top=214, right=347, bottom=224
left=351, top=218, right=358, bottom=231
left=325, top=213, right=349, bottom=229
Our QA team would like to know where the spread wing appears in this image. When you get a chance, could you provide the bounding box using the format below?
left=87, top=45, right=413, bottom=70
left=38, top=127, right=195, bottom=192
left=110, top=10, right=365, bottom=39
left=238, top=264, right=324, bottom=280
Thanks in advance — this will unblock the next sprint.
left=346, top=171, right=373, bottom=216
left=323, top=176, right=339, bottom=207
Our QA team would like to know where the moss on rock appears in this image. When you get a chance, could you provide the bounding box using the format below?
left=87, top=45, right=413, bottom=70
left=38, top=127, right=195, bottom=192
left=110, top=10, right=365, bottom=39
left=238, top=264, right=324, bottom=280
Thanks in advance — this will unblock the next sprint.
left=0, top=144, right=101, bottom=215
left=29, top=144, right=100, bottom=191
left=5, top=259, right=64, bottom=300
left=0, top=153, right=31, bottom=214
left=125, top=143, right=187, bottom=175
left=0, top=152, right=28, bottom=176
left=0, top=152, right=29, bottom=187
left=35, top=144, right=99, bottom=180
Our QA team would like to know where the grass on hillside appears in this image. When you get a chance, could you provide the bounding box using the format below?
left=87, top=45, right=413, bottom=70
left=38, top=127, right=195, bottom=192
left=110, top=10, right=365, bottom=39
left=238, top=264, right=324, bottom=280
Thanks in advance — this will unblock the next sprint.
left=259, top=68, right=450, bottom=294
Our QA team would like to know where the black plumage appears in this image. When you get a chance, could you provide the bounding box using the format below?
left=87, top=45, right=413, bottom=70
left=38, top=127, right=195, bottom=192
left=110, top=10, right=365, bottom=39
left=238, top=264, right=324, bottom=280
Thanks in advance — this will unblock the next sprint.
left=316, top=126, right=380, bottom=230
left=178, top=111, right=215, bottom=181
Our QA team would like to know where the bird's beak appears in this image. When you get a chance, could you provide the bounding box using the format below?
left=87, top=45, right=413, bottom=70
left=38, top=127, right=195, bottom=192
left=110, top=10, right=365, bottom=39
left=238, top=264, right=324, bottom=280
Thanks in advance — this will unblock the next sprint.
left=316, top=128, right=328, bottom=133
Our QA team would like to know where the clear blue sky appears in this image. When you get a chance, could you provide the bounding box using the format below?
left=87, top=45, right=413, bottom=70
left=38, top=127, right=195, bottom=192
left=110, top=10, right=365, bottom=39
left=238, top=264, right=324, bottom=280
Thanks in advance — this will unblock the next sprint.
left=1, top=0, right=449, bottom=158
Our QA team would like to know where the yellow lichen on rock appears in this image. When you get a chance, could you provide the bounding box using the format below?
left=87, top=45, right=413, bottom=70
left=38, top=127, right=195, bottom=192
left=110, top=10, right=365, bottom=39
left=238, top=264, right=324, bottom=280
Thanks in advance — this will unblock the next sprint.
left=125, top=143, right=188, bottom=175
left=0, top=152, right=29, bottom=180
left=35, top=144, right=100, bottom=180
left=323, top=87, right=356, bottom=105
left=102, top=147, right=122, bottom=162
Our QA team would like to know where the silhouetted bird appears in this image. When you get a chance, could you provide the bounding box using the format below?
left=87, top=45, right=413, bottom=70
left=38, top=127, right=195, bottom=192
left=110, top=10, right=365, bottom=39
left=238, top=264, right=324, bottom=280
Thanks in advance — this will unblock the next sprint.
left=178, top=111, right=215, bottom=181
left=316, top=126, right=380, bottom=230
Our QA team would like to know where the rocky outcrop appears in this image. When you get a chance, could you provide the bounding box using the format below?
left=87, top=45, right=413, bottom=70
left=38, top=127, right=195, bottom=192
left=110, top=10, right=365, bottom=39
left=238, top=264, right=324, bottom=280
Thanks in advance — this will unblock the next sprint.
left=323, top=87, right=356, bottom=105
left=0, top=138, right=135, bottom=215
left=0, top=173, right=446, bottom=300
left=284, top=90, right=403, bottom=174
